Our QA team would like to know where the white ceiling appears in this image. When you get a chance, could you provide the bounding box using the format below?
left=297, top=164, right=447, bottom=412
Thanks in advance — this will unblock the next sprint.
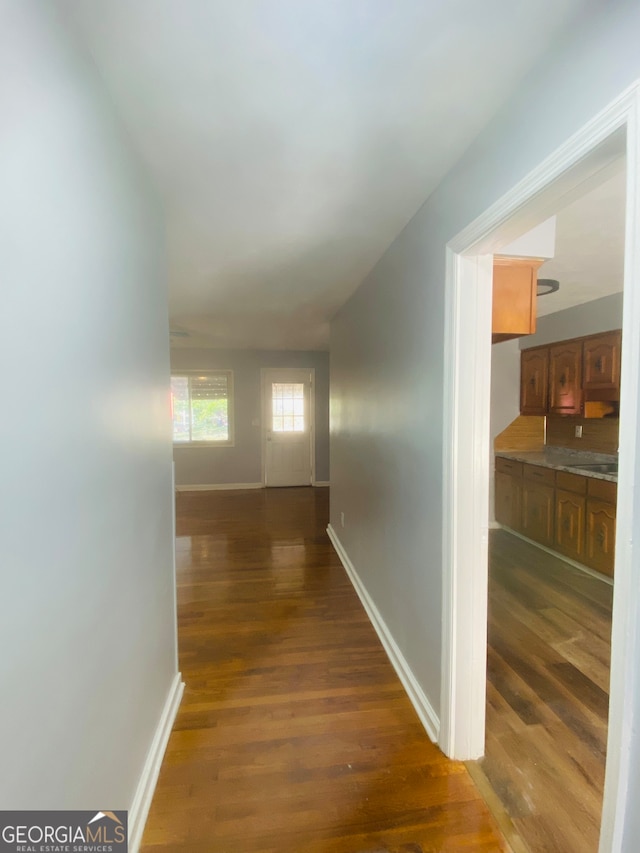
left=536, top=165, right=626, bottom=317
left=57, top=0, right=589, bottom=350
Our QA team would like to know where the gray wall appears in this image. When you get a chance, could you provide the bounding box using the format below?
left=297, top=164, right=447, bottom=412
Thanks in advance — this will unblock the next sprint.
left=171, top=348, right=329, bottom=486
left=330, top=1, right=640, bottom=846
left=0, top=1, right=177, bottom=811
left=522, top=292, right=624, bottom=348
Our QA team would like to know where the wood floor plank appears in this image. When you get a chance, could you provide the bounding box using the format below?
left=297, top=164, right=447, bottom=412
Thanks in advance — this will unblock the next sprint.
left=474, top=529, right=612, bottom=853
left=141, top=488, right=508, bottom=853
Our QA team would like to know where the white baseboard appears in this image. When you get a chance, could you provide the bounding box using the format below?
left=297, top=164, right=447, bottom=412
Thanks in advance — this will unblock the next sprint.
left=488, top=520, right=501, bottom=530
left=175, top=482, right=263, bottom=492
left=326, top=524, right=440, bottom=743
left=312, top=481, right=330, bottom=487
left=129, top=673, right=184, bottom=853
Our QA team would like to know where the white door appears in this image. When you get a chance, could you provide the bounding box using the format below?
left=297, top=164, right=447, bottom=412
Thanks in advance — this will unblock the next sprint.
left=262, top=368, right=313, bottom=487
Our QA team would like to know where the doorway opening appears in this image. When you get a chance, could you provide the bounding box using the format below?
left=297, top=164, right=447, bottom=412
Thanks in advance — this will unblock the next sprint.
left=476, top=157, right=624, bottom=853
left=441, top=82, right=640, bottom=853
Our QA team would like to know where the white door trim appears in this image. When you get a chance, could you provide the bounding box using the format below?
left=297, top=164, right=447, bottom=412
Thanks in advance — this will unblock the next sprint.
left=441, top=80, right=640, bottom=853
left=261, top=367, right=316, bottom=486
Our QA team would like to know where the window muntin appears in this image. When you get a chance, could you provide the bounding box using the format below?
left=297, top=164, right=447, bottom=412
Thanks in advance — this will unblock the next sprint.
left=171, top=372, right=233, bottom=444
left=272, top=382, right=305, bottom=432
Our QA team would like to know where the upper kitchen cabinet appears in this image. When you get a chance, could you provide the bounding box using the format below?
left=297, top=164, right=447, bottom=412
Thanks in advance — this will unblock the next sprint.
left=492, top=258, right=543, bottom=344
left=521, top=347, right=549, bottom=415
left=549, top=340, right=583, bottom=415
left=583, top=330, right=622, bottom=398
left=520, top=329, right=622, bottom=417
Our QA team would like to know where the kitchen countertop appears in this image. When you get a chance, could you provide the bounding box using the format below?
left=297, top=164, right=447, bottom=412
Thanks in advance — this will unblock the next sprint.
left=495, top=448, right=618, bottom=483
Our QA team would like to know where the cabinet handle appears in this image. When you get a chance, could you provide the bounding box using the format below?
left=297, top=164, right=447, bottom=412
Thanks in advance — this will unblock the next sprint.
left=563, top=519, right=570, bottom=532
left=530, top=377, right=535, bottom=387
left=596, top=531, right=605, bottom=546
left=595, top=356, right=603, bottom=372
left=559, top=373, right=567, bottom=388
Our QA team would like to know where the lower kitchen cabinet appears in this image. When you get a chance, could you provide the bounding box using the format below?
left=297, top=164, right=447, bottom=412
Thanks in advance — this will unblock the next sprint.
left=495, top=457, right=522, bottom=529
left=584, top=500, right=616, bottom=577
left=521, top=476, right=555, bottom=547
left=495, top=456, right=617, bottom=578
left=583, top=478, right=617, bottom=577
left=495, top=471, right=521, bottom=529
left=555, top=489, right=586, bottom=562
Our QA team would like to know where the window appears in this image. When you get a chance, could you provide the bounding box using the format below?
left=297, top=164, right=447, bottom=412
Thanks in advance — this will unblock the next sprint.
left=271, top=382, right=305, bottom=432
left=171, top=371, right=233, bottom=445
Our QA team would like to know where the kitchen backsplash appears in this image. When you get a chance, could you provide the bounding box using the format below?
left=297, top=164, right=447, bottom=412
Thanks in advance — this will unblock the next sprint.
left=495, top=415, right=545, bottom=451
left=546, top=416, right=618, bottom=454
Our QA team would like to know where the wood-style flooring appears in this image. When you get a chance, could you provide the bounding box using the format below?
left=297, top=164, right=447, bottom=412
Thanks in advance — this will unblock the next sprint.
left=471, top=529, right=613, bottom=853
left=141, top=487, right=509, bottom=853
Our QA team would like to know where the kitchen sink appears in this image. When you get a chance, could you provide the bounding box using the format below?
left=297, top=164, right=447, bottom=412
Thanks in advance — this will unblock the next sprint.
left=566, top=462, right=618, bottom=474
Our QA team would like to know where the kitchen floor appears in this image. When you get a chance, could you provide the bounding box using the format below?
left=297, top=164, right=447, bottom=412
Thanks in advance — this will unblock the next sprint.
left=469, top=529, right=613, bottom=853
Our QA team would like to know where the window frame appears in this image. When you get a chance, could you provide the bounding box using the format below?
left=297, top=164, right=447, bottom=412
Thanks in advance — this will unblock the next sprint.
left=171, top=369, right=234, bottom=447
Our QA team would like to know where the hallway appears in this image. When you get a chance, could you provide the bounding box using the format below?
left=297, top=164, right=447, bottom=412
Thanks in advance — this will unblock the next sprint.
left=141, top=488, right=508, bottom=852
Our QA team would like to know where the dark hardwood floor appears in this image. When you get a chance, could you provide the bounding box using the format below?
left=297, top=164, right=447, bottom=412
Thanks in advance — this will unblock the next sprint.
left=471, top=529, right=613, bottom=853
left=141, top=487, right=508, bottom=853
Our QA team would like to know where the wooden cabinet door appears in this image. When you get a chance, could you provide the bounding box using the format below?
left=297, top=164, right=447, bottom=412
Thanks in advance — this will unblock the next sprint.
left=495, top=471, right=521, bottom=530
left=584, top=498, right=616, bottom=577
left=521, top=478, right=555, bottom=547
left=549, top=341, right=582, bottom=415
left=492, top=258, right=541, bottom=343
left=555, top=489, right=586, bottom=562
left=583, top=330, right=622, bottom=395
left=521, top=347, right=549, bottom=415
